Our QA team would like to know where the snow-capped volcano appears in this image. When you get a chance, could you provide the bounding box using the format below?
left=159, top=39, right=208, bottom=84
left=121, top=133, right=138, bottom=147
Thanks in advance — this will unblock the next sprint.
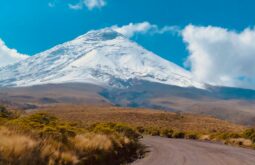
left=0, top=28, right=204, bottom=88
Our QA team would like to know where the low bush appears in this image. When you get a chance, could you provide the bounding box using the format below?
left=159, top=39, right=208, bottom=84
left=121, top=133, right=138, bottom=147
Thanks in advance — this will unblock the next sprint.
left=172, top=131, right=185, bottom=138
left=185, top=132, right=199, bottom=140
left=225, top=138, right=253, bottom=147
left=136, top=126, right=145, bottom=134
left=212, top=132, right=241, bottom=141
left=0, top=105, right=20, bottom=119
left=160, top=129, right=174, bottom=138
left=144, top=127, right=160, bottom=136
left=243, top=128, right=255, bottom=143
left=8, top=112, right=82, bottom=143
left=90, top=122, right=141, bottom=140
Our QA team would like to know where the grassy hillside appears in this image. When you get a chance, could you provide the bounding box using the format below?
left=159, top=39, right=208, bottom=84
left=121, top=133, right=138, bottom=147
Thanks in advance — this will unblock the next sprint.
left=0, top=105, right=144, bottom=165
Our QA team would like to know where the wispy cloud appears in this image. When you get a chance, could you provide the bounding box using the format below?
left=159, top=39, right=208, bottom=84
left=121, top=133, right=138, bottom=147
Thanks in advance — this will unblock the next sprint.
left=68, top=3, right=83, bottom=10
left=0, top=39, right=28, bottom=68
left=48, top=2, right=55, bottom=8
left=48, top=0, right=58, bottom=8
left=68, top=0, right=106, bottom=10
left=112, top=22, right=180, bottom=38
left=182, top=25, right=255, bottom=89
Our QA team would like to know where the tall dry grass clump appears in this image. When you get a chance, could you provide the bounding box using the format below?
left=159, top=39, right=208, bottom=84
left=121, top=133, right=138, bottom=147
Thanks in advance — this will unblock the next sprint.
left=0, top=127, right=37, bottom=164
left=73, top=134, right=113, bottom=151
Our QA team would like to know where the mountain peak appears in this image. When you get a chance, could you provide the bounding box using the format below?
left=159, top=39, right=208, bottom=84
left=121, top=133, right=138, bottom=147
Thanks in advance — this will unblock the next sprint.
left=77, top=28, right=123, bottom=41
left=0, top=28, right=204, bottom=89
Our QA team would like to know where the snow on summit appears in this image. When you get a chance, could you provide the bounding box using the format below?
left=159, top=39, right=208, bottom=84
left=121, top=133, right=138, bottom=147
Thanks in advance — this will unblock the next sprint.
left=0, top=28, right=204, bottom=88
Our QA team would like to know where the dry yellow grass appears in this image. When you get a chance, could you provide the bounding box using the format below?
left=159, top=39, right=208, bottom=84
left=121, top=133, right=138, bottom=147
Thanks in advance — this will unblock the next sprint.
left=0, top=110, right=143, bottom=165
left=73, top=134, right=113, bottom=151
left=0, top=126, right=36, bottom=158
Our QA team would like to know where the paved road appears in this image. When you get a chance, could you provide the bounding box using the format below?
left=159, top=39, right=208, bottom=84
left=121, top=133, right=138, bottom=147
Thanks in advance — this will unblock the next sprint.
left=132, top=136, right=255, bottom=165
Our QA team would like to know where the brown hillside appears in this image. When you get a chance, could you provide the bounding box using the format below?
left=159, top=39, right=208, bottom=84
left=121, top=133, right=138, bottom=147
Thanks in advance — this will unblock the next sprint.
left=39, top=105, right=245, bottom=134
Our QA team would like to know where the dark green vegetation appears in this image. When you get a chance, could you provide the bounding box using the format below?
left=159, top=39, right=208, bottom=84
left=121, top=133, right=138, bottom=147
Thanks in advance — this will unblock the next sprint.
left=0, top=106, right=144, bottom=165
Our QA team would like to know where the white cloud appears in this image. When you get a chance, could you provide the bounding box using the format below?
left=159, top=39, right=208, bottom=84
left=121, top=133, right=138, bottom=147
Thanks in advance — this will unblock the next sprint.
left=182, top=25, right=255, bottom=89
left=69, top=0, right=106, bottom=10
left=112, top=22, right=180, bottom=38
left=0, top=39, right=28, bottom=68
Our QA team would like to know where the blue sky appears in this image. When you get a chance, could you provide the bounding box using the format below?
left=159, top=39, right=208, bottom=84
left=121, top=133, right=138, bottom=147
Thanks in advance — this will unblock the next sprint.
left=1, top=0, right=255, bottom=89
left=0, top=0, right=254, bottom=66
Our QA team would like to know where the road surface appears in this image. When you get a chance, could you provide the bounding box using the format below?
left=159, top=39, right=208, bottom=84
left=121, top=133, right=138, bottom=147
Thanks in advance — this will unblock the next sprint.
left=132, top=136, right=255, bottom=165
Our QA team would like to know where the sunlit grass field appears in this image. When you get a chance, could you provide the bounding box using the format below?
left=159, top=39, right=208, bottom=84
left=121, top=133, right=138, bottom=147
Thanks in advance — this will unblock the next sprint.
left=1, top=104, right=255, bottom=165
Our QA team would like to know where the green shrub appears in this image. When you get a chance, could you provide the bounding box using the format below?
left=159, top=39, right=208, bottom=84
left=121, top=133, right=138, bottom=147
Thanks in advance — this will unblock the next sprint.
left=243, top=128, right=255, bottom=143
left=160, top=129, right=173, bottom=138
left=172, top=131, right=185, bottom=138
